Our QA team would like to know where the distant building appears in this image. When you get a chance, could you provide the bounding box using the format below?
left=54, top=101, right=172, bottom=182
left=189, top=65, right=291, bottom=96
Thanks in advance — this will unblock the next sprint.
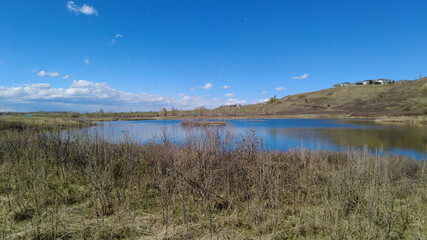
left=376, top=79, right=388, bottom=84
left=333, top=79, right=394, bottom=88
left=333, top=82, right=352, bottom=88
left=219, top=104, right=243, bottom=108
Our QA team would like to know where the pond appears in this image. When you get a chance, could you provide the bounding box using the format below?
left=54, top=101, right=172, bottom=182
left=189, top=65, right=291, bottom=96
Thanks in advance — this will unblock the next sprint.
left=83, top=119, right=427, bottom=160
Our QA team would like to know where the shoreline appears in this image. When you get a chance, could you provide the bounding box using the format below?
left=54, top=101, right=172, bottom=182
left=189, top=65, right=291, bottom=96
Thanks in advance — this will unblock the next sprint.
left=87, top=114, right=427, bottom=124
left=2, top=114, right=426, bottom=131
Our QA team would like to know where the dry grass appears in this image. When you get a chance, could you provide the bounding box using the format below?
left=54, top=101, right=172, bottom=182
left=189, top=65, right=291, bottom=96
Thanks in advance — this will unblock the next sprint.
left=181, top=120, right=228, bottom=126
left=208, top=78, right=427, bottom=118
left=375, top=115, right=427, bottom=124
left=0, top=115, right=91, bottom=130
left=0, top=126, right=426, bottom=239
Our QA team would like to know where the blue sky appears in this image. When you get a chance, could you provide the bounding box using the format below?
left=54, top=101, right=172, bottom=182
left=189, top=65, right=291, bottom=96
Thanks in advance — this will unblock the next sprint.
left=1, top=0, right=426, bottom=112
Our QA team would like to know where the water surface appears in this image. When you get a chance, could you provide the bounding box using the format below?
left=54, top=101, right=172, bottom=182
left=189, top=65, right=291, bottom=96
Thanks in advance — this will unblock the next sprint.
left=83, top=119, right=427, bottom=159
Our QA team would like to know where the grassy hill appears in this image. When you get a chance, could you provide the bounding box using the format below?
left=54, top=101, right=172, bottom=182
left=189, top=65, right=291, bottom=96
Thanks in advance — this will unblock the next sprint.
left=219, top=78, right=427, bottom=118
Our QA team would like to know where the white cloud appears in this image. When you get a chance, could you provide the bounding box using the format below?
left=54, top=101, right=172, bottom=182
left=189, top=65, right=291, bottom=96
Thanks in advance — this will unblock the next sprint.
left=201, top=83, right=213, bottom=90
left=275, top=87, right=286, bottom=91
left=0, top=80, right=168, bottom=106
left=63, top=75, right=70, bottom=80
left=84, top=57, right=90, bottom=65
left=80, top=4, right=97, bottom=15
left=0, top=80, right=242, bottom=112
left=292, top=73, right=309, bottom=80
left=111, top=33, right=123, bottom=45
left=190, top=83, right=214, bottom=91
left=261, top=91, right=267, bottom=95
left=257, top=98, right=270, bottom=103
left=37, top=70, right=60, bottom=78
left=222, top=85, right=230, bottom=89
left=225, top=98, right=246, bottom=105
left=224, top=93, right=234, bottom=97
left=66, top=1, right=98, bottom=16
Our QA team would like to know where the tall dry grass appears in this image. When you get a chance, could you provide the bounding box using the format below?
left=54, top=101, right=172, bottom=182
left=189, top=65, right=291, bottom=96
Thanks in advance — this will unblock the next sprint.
left=0, top=126, right=426, bottom=239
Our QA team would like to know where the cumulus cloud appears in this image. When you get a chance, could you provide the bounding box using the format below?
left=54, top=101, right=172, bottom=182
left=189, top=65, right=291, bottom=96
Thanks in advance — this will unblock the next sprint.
left=0, top=80, right=240, bottom=112
left=275, top=87, right=286, bottom=91
left=224, top=93, right=234, bottom=97
left=190, top=83, right=214, bottom=91
left=261, top=91, right=267, bottom=95
left=201, top=83, right=213, bottom=90
left=292, top=73, right=309, bottom=79
left=37, top=70, right=60, bottom=78
left=84, top=57, right=90, bottom=65
left=63, top=75, right=70, bottom=80
left=257, top=98, right=270, bottom=103
left=111, top=33, right=123, bottom=45
left=222, top=85, right=230, bottom=89
left=66, top=1, right=98, bottom=15
left=225, top=98, right=246, bottom=105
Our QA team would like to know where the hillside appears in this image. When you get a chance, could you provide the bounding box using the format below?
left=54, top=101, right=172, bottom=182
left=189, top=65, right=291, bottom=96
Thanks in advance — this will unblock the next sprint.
left=222, top=78, right=427, bottom=117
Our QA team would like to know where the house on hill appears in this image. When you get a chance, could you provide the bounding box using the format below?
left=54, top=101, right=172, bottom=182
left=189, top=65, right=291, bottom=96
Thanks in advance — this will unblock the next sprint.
left=365, top=79, right=389, bottom=85
left=333, top=79, right=393, bottom=88
left=375, top=79, right=388, bottom=84
left=333, top=82, right=352, bottom=88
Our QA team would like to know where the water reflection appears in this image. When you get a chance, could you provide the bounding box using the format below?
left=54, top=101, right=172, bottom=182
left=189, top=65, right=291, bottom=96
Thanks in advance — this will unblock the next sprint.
left=84, top=119, right=427, bottom=160
left=274, top=126, right=427, bottom=153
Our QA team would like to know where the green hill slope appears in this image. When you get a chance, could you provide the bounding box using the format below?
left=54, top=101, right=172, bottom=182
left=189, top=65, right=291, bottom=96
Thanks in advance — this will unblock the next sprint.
left=219, top=78, right=427, bottom=117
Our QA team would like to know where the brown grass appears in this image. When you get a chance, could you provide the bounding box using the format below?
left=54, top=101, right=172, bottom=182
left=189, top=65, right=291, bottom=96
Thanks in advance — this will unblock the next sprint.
left=181, top=119, right=228, bottom=127
left=0, top=126, right=426, bottom=239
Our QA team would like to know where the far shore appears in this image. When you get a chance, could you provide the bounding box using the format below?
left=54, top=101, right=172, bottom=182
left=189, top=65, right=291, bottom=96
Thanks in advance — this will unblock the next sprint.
left=86, top=114, right=427, bottom=124
left=1, top=113, right=427, bottom=131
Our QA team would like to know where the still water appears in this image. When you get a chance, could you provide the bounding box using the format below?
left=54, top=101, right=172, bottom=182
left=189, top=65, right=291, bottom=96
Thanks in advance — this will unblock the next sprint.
left=85, top=119, right=427, bottom=160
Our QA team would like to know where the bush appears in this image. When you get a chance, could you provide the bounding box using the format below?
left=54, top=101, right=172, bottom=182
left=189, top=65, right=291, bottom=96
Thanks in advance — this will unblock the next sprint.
left=267, top=95, right=279, bottom=104
left=0, top=127, right=425, bottom=239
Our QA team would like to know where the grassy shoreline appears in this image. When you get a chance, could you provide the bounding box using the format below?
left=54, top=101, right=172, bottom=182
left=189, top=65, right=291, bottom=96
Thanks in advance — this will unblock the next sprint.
left=374, top=115, right=427, bottom=124
left=87, top=114, right=427, bottom=124
left=0, top=126, right=426, bottom=239
left=0, top=115, right=93, bottom=130
left=3, top=112, right=427, bottom=126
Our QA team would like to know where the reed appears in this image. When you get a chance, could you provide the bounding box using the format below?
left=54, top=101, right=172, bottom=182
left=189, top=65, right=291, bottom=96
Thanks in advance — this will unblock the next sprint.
left=181, top=119, right=228, bottom=127
left=0, top=126, right=425, bottom=239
